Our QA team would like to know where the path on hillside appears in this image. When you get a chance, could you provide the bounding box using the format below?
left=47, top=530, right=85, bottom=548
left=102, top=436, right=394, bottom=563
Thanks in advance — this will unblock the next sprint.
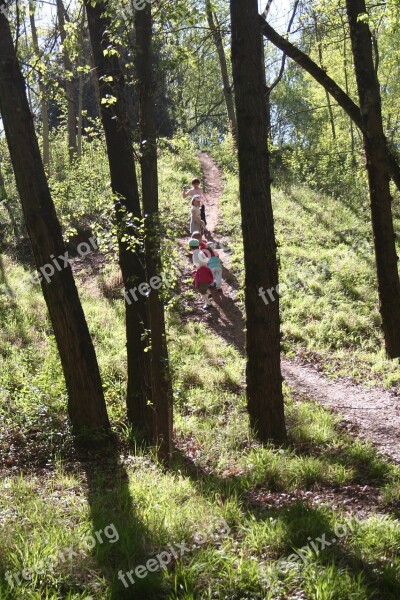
left=197, top=152, right=400, bottom=464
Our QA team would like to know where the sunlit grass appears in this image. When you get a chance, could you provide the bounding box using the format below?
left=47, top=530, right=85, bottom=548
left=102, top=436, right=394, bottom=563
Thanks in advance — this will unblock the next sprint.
left=1, top=146, right=400, bottom=599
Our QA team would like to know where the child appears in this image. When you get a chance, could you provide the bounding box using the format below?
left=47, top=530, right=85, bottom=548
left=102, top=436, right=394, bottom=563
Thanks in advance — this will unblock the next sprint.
left=206, top=242, right=223, bottom=290
left=193, top=264, right=214, bottom=309
left=188, top=238, right=208, bottom=269
left=191, top=231, right=207, bottom=250
left=183, top=178, right=209, bottom=226
left=190, top=196, right=204, bottom=235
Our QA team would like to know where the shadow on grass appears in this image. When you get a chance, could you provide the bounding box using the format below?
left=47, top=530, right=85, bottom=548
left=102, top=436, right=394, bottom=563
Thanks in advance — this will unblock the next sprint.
left=171, top=446, right=400, bottom=598
left=265, top=502, right=399, bottom=599
left=79, top=442, right=169, bottom=600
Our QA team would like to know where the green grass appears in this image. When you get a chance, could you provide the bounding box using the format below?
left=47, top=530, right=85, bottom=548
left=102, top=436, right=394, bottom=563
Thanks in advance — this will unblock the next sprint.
left=1, top=141, right=400, bottom=599
left=217, top=160, right=400, bottom=390
left=1, top=251, right=400, bottom=598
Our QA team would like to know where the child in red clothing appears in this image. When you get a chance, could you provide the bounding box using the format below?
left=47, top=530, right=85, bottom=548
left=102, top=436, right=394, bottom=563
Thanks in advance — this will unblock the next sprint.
left=193, top=264, right=213, bottom=309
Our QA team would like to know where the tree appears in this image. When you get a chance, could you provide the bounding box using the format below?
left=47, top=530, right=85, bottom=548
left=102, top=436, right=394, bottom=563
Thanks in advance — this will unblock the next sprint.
left=312, top=10, right=336, bottom=140
left=258, top=16, right=400, bottom=193
left=205, top=0, right=237, bottom=139
left=346, top=0, right=400, bottom=359
left=29, top=0, right=50, bottom=170
left=230, top=0, right=286, bottom=442
left=135, top=4, right=174, bottom=462
left=0, top=11, right=110, bottom=433
left=56, top=0, right=77, bottom=160
left=84, top=0, right=153, bottom=436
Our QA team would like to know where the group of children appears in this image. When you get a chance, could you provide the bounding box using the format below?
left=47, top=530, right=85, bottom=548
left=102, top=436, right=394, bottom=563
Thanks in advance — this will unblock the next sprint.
left=183, top=178, right=223, bottom=310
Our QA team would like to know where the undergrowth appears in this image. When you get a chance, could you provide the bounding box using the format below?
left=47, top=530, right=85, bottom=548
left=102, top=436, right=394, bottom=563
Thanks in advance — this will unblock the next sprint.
left=1, top=138, right=400, bottom=599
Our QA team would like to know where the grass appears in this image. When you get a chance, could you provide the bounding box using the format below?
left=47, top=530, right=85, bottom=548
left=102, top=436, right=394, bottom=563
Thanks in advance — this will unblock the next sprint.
left=216, top=157, right=400, bottom=390
left=1, top=140, right=400, bottom=598
left=2, top=273, right=400, bottom=598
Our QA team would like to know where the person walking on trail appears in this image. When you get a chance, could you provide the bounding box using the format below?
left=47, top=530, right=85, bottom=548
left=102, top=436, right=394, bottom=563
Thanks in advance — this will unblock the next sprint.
left=206, top=242, right=223, bottom=290
left=188, top=240, right=214, bottom=310
left=193, top=263, right=214, bottom=310
left=183, top=177, right=209, bottom=228
left=190, top=196, right=204, bottom=235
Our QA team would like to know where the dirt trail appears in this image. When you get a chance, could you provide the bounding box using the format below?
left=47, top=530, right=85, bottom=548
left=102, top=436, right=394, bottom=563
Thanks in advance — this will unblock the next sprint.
left=197, top=152, right=400, bottom=464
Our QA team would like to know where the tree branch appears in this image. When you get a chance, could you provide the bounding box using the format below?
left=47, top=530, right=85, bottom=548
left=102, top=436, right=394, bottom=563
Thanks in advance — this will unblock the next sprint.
left=258, top=15, right=400, bottom=192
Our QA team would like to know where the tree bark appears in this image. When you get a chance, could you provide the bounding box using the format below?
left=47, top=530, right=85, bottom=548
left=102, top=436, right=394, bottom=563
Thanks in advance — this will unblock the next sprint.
left=258, top=16, right=400, bottom=193
left=0, top=13, right=110, bottom=432
left=313, top=14, right=336, bottom=140
left=230, top=0, right=286, bottom=443
left=0, top=161, right=19, bottom=238
left=77, top=13, right=85, bottom=159
left=135, top=5, right=174, bottom=462
left=339, top=11, right=356, bottom=159
left=29, top=2, right=50, bottom=171
left=57, top=0, right=77, bottom=160
left=84, top=0, right=153, bottom=435
left=346, top=0, right=400, bottom=358
left=206, top=0, right=237, bottom=139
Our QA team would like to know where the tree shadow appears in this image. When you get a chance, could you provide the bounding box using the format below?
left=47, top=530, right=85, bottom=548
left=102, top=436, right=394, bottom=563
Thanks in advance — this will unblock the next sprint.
left=171, top=444, right=400, bottom=598
left=288, top=188, right=374, bottom=266
left=79, top=442, right=169, bottom=599
left=264, top=501, right=400, bottom=598
left=207, top=286, right=245, bottom=355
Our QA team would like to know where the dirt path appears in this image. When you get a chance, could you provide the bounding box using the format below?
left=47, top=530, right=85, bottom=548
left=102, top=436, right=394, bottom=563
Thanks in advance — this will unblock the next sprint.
left=197, top=152, right=400, bottom=465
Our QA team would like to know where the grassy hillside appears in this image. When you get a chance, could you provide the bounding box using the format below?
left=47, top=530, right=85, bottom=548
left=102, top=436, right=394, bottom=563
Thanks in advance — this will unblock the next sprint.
left=215, top=140, right=400, bottom=389
left=1, top=140, right=400, bottom=599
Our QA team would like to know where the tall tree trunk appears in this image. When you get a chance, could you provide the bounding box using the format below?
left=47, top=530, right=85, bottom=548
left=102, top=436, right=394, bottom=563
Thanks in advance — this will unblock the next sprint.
left=29, top=2, right=50, bottom=171
left=77, top=70, right=83, bottom=158
left=135, top=5, right=174, bottom=462
left=258, top=16, right=400, bottom=194
left=24, top=19, right=34, bottom=113
left=314, top=14, right=336, bottom=140
left=0, top=161, right=19, bottom=238
left=230, top=0, right=286, bottom=443
left=84, top=0, right=153, bottom=436
left=0, top=13, right=110, bottom=432
left=77, top=14, right=85, bottom=159
left=266, top=0, right=300, bottom=141
left=206, top=0, right=237, bottom=139
left=340, top=12, right=355, bottom=159
left=57, top=0, right=77, bottom=160
left=346, top=0, right=400, bottom=358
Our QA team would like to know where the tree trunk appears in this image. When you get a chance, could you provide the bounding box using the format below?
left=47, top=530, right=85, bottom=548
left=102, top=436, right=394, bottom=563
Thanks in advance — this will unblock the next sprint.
left=77, top=70, right=83, bottom=158
left=135, top=5, right=174, bottom=462
left=314, top=14, right=336, bottom=140
left=29, top=2, right=50, bottom=171
left=206, top=0, right=237, bottom=139
left=346, top=0, right=400, bottom=358
left=57, top=0, right=77, bottom=160
left=77, top=13, right=85, bottom=159
left=258, top=16, right=400, bottom=193
left=0, top=14, right=110, bottom=432
left=84, top=0, right=153, bottom=436
left=339, top=12, right=356, bottom=159
left=0, top=161, right=19, bottom=238
left=230, top=0, right=286, bottom=443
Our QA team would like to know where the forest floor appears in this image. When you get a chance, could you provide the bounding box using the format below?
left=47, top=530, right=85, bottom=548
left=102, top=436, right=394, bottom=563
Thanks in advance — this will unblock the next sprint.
left=191, top=152, right=400, bottom=465
left=3, top=150, right=400, bottom=599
